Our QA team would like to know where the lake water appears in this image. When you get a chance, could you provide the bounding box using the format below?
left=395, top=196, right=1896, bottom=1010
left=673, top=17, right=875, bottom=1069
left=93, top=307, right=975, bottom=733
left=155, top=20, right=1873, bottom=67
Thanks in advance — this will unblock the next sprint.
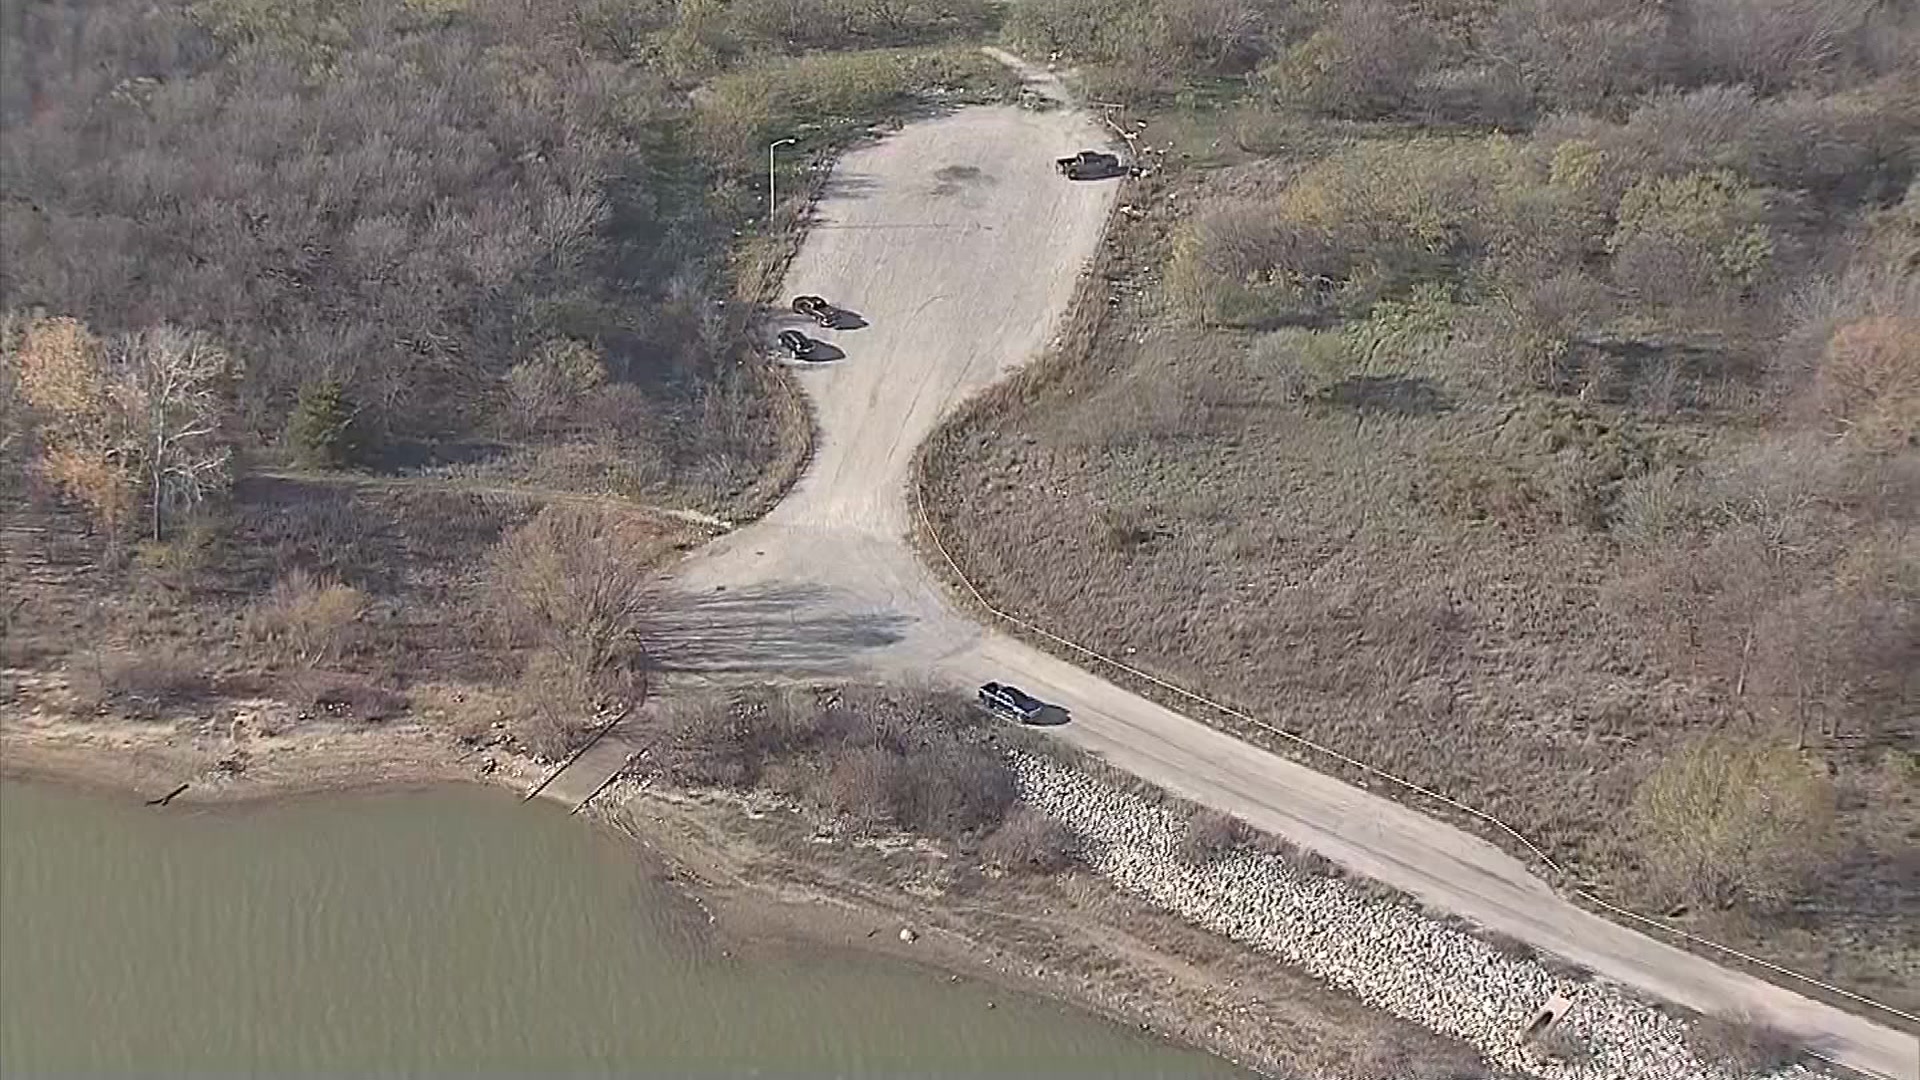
left=0, top=781, right=1239, bottom=1076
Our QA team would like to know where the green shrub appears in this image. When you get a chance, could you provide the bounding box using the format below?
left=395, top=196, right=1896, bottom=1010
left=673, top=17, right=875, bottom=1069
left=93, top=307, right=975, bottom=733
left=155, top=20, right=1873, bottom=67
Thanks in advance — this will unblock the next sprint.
left=1634, top=733, right=1837, bottom=909
left=1607, top=170, right=1777, bottom=299
left=287, top=379, right=363, bottom=469
left=1250, top=328, right=1351, bottom=401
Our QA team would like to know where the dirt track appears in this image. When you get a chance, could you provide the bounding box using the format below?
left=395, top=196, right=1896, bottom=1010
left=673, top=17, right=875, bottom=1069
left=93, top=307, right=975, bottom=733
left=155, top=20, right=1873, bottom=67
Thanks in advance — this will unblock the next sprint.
left=648, top=58, right=1917, bottom=1080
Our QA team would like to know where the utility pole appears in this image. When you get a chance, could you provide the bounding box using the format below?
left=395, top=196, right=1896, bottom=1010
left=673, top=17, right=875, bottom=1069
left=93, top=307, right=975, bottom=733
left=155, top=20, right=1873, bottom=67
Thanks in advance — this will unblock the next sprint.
left=768, top=137, right=798, bottom=226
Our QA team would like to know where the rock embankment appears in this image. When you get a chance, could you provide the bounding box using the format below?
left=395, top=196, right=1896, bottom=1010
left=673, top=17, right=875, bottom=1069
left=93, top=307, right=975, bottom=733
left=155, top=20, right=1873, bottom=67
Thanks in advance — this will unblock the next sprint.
left=1009, top=751, right=1830, bottom=1080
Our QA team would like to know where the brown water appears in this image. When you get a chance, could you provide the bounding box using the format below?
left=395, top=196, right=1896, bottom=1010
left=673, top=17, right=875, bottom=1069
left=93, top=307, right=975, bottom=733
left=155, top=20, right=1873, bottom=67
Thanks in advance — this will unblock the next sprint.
left=0, top=781, right=1241, bottom=1076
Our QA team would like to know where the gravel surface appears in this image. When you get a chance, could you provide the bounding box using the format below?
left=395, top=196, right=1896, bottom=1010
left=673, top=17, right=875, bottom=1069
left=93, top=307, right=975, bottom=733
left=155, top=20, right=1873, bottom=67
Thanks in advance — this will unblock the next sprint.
left=1009, top=751, right=1839, bottom=1080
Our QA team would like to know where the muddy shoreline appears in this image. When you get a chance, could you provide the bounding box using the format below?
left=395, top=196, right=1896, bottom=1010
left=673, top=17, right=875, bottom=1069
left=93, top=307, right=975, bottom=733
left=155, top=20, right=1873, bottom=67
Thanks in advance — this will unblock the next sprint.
left=2, top=713, right=1494, bottom=1079
left=0, top=719, right=1249, bottom=1066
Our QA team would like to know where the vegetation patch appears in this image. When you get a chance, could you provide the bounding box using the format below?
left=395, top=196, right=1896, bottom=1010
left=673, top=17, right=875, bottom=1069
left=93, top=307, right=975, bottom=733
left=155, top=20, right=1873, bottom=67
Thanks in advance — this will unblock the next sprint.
left=1, top=0, right=1022, bottom=766
left=923, top=0, right=1920, bottom=1014
left=651, top=685, right=1027, bottom=843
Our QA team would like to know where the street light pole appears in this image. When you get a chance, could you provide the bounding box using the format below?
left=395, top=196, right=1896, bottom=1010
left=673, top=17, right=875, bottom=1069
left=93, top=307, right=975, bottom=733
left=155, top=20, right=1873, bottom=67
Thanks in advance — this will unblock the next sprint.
left=768, top=137, right=798, bottom=227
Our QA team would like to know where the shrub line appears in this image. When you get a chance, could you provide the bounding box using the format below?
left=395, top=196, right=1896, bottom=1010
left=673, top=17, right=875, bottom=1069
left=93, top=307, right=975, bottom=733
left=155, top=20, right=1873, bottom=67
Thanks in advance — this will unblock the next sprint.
left=901, top=195, right=1920, bottom=1034
left=911, top=470, right=1919, bottom=1033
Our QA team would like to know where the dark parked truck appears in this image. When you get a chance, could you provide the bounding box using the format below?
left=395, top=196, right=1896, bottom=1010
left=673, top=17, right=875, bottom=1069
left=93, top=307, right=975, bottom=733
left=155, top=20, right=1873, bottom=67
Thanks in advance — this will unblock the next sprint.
left=791, top=294, right=837, bottom=327
left=776, top=328, right=819, bottom=359
left=977, top=681, right=1045, bottom=723
left=1055, top=150, right=1125, bottom=180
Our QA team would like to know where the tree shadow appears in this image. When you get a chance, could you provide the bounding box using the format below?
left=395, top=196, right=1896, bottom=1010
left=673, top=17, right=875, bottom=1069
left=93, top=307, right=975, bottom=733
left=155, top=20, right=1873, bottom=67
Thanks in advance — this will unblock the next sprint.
left=371, top=438, right=510, bottom=472
left=931, top=163, right=995, bottom=197
left=1027, top=703, right=1072, bottom=727
left=821, top=172, right=880, bottom=201
left=1320, top=375, right=1453, bottom=417
left=649, top=582, right=914, bottom=676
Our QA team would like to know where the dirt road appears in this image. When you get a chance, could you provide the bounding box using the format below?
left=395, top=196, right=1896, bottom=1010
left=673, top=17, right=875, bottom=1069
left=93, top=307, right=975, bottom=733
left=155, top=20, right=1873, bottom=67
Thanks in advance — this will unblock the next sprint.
left=652, top=60, right=1917, bottom=1080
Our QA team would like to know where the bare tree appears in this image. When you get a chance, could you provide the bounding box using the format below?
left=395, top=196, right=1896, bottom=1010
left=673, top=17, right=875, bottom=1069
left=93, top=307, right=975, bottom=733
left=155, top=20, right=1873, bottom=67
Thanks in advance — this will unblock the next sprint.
left=486, top=504, right=664, bottom=703
left=105, top=325, right=237, bottom=542
left=11, top=315, right=234, bottom=544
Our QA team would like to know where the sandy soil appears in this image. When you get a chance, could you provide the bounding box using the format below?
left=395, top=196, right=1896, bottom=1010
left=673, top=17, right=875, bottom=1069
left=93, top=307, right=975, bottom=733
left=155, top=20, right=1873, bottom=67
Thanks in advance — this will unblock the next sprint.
left=0, top=705, right=538, bottom=806
left=638, top=53, right=1918, bottom=1080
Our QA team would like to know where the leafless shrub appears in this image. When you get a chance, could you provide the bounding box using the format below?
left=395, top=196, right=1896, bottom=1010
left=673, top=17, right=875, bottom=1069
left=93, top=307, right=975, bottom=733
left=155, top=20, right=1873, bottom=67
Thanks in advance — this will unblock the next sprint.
left=1685, top=1013, right=1804, bottom=1072
left=72, top=648, right=212, bottom=720
left=1745, top=84, right=1920, bottom=200
left=1610, top=85, right=1764, bottom=182
left=656, top=685, right=1016, bottom=840
left=487, top=505, right=664, bottom=704
left=1261, top=0, right=1434, bottom=119
left=245, top=568, right=367, bottom=666
left=895, top=739, right=1016, bottom=838
left=1489, top=0, right=1675, bottom=113
left=662, top=693, right=766, bottom=787
left=1805, top=314, right=1920, bottom=451
left=1179, top=807, right=1251, bottom=863
left=1149, top=0, right=1267, bottom=74
left=1681, top=0, right=1878, bottom=93
left=1413, top=64, right=1536, bottom=129
left=291, top=671, right=409, bottom=723
left=981, top=807, right=1077, bottom=873
left=824, top=745, right=908, bottom=832
left=504, top=338, right=607, bottom=436
left=509, top=650, right=603, bottom=760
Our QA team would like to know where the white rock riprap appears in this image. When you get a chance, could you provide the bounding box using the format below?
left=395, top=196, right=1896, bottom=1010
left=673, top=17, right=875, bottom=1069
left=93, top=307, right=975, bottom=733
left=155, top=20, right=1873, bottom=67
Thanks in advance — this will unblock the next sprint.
left=1008, top=751, right=1831, bottom=1080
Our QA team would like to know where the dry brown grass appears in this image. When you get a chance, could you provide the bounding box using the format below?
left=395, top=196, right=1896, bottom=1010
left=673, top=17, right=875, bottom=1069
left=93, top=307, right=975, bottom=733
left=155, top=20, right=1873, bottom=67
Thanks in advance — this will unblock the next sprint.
left=68, top=648, right=213, bottom=720
left=919, top=127, right=1920, bottom=1012
left=245, top=569, right=367, bottom=667
left=982, top=807, right=1078, bottom=873
left=2, top=475, right=687, bottom=750
left=1684, top=1013, right=1804, bottom=1073
left=289, top=670, right=410, bottom=724
left=1178, top=807, right=1252, bottom=864
left=652, top=685, right=1022, bottom=843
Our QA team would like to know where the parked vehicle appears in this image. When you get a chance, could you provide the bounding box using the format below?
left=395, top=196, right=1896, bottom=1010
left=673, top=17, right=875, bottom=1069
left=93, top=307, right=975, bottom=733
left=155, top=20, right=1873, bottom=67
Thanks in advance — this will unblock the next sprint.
left=791, top=294, right=837, bottom=327
left=977, top=681, right=1046, bottom=723
left=1055, top=150, right=1127, bottom=180
left=776, top=328, right=819, bottom=359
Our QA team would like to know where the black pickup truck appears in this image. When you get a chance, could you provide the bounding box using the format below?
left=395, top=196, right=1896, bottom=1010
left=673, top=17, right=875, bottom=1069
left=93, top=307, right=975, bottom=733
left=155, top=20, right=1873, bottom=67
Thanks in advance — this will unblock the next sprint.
left=1055, top=150, right=1126, bottom=180
left=776, top=329, right=820, bottom=359
left=791, top=294, right=838, bottom=327
left=977, top=681, right=1046, bottom=723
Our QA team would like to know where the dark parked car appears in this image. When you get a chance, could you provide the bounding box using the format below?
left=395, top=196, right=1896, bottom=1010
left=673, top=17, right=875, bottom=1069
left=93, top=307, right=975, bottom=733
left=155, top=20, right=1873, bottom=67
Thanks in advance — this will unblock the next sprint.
left=791, top=294, right=837, bottom=327
left=977, top=681, right=1045, bottom=722
left=777, top=329, right=819, bottom=358
left=1055, top=150, right=1128, bottom=180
